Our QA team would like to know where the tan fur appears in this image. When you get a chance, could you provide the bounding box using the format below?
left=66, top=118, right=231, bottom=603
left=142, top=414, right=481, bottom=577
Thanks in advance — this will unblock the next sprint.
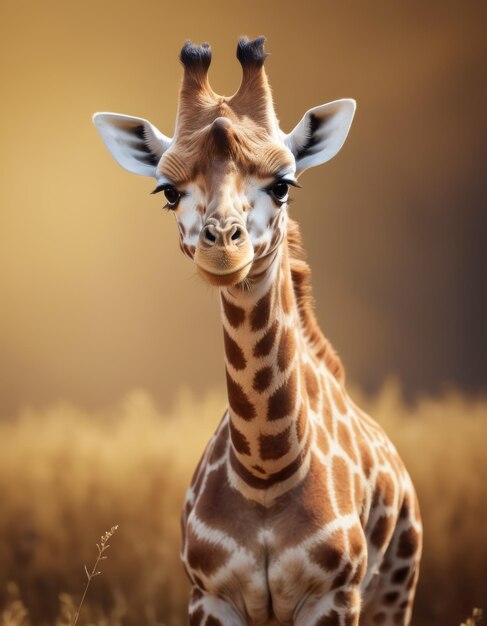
left=160, top=118, right=292, bottom=184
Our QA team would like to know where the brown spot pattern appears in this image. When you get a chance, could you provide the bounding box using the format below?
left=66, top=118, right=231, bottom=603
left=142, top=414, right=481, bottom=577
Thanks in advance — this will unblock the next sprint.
left=226, top=370, right=256, bottom=421
left=336, top=421, right=357, bottom=464
left=350, top=556, right=367, bottom=584
left=332, top=562, right=353, bottom=589
left=189, top=607, right=204, bottom=626
left=229, top=436, right=310, bottom=490
left=253, top=320, right=278, bottom=357
left=358, top=439, right=374, bottom=478
left=332, top=456, right=353, bottom=515
left=316, top=426, right=329, bottom=455
left=221, top=293, right=245, bottom=328
left=316, top=611, right=340, bottom=626
left=258, top=426, right=291, bottom=461
left=332, top=384, right=348, bottom=414
left=348, top=525, right=364, bottom=559
left=186, top=526, right=230, bottom=576
left=371, top=515, right=394, bottom=549
left=399, top=495, right=410, bottom=519
left=392, top=566, right=410, bottom=584
left=304, top=364, right=320, bottom=411
left=253, top=366, right=273, bottom=393
left=277, top=327, right=296, bottom=371
left=195, top=464, right=265, bottom=536
left=267, top=370, right=297, bottom=421
left=397, top=527, right=419, bottom=558
left=310, top=531, right=344, bottom=571
left=376, top=471, right=396, bottom=507
left=250, top=290, right=272, bottom=331
left=383, top=591, right=399, bottom=605
left=223, top=328, right=246, bottom=370
left=229, top=421, right=251, bottom=455
left=323, top=396, right=334, bottom=432
left=206, top=617, right=222, bottom=626
left=335, top=590, right=355, bottom=608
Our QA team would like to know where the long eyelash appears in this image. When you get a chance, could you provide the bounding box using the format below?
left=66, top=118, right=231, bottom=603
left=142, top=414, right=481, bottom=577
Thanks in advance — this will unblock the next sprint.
left=263, top=178, right=302, bottom=194
left=281, top=178, right=302, bottom=189
left=151, top=183, right=187, bottom=197
left=151, top=183, right=171, bottom=195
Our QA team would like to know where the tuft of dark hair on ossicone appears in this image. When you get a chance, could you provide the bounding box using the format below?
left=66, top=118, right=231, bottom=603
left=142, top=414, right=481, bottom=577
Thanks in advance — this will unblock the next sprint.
left=236, top=36, right=268, bottom=68
left=179, top=41, right=212, bottom=71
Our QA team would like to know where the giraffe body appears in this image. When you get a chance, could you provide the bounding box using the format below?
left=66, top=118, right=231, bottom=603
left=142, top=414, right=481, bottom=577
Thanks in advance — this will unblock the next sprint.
left=94, top=37, right=422, bottom=626
left=181, top=244, right=421, bottom=626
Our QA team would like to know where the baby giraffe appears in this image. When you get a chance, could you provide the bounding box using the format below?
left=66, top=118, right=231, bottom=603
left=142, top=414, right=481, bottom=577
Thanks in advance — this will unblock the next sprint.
left=94, top=37, right=422, bottom=626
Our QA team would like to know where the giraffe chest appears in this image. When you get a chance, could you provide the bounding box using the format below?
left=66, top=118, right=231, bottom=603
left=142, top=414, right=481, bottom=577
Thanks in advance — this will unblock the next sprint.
left=182, top=512, right=345, bottom=624
left=181, top=454, right=367, bottom=625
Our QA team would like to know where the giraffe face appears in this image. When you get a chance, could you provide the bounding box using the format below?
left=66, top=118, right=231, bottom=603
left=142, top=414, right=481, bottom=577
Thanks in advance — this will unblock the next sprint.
left=154, top=120, right=297, bottom=286
left=93, top=37, right=356, bottom=286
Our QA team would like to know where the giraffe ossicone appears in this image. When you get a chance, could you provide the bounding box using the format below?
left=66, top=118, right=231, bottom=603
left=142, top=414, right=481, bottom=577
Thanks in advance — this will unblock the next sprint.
left=94, top=36, right=422, bottom=626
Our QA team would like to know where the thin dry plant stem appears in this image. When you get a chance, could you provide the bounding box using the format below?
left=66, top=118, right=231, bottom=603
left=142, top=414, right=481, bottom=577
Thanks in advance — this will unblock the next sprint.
left=71, top=525, right=119, bottom=626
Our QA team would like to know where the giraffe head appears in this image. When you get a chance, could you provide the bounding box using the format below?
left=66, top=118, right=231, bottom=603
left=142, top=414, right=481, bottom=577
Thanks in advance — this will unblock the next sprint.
left=93, top=37, right=355, bottom=287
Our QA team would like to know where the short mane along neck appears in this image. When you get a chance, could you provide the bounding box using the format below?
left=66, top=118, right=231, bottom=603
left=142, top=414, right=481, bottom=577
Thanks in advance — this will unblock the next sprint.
left=220, top=218, right=343, bottom=503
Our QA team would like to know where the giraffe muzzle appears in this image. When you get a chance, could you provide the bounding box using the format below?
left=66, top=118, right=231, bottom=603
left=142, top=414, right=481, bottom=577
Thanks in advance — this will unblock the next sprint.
left=194, top=219, right=254, bottom=286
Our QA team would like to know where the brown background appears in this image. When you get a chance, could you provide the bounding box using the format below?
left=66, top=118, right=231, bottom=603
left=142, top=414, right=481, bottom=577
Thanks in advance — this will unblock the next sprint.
left=1, top=0, right=486, bottom=417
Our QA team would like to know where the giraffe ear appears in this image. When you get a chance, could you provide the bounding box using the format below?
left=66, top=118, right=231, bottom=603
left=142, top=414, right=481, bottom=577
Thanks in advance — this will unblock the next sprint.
left=285, top=99, right=356, bottom=176
left=92, top=112, right=172, bottom=177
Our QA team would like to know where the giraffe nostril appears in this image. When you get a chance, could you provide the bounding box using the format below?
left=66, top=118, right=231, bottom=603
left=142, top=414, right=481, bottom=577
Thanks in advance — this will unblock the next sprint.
left=204, top=227, right=217, bottom=243
left=231, top=228, right=241, bottom=241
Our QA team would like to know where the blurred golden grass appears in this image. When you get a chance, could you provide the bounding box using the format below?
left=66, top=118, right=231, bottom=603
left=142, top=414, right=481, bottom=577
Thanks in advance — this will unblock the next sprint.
left=0, top=382, right=485, bottom=626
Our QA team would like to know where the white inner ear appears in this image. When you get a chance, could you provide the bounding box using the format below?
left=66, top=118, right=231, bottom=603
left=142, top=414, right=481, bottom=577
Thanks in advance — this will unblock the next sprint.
left=93, top=112, right=172, bottom=177
left=285, top=99, right=356, bottom=175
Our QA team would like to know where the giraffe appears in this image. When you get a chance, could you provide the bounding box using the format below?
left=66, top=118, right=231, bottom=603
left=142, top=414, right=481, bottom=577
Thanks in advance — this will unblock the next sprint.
left=93, top=37, right=422, bottom=626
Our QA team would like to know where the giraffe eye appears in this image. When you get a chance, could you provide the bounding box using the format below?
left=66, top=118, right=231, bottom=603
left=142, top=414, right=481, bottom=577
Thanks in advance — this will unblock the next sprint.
left=270, top=182, right=289, bottom=202
left=151, top=183, right=183, bottom=209
left=163, top=186, right=181, bottom=208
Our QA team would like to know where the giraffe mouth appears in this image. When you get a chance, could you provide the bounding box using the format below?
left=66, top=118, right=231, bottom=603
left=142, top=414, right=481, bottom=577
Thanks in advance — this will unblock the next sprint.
left=196, top=260, right=253, bottom=286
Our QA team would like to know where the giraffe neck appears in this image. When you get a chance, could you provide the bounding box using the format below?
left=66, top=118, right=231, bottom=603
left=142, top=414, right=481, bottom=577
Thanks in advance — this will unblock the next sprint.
left=220, top=237, right=313, bottom=502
